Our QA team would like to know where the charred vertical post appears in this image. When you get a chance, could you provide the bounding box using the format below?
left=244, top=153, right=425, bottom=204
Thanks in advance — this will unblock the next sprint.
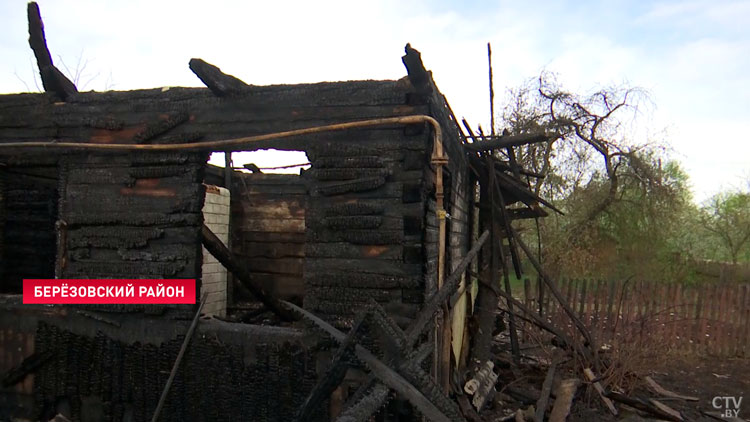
left=471, top=182, right=497, bottom=364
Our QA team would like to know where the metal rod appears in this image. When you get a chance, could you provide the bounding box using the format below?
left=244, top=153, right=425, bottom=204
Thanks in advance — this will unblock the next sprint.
left=0, top=115, right=442, bottom=152
left=151, top=291, right=208, bottom=422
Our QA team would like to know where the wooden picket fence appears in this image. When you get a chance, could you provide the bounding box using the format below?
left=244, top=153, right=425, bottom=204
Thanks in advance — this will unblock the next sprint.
left=516, top=279, right=750, bottom=357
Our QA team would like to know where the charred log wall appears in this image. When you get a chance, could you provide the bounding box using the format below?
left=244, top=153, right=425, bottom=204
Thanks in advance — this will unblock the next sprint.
left=0, top=79, right=424, bottom=310
left=0, top=81, right=421, bottom=149
left=57, top=152, right=206, bottom=313
left=231, top=173, right=307, bottom=303
left=302, top=126, right=430, bottom=328
left=0, top=163, right=58, bottom=293
left=31, top=323, right=319, bottom=421
left=0, top=302, right=321, bottom=422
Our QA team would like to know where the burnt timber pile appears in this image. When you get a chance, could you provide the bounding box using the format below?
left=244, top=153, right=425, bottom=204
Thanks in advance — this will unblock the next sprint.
left=0, top=3, right=702, bottom=422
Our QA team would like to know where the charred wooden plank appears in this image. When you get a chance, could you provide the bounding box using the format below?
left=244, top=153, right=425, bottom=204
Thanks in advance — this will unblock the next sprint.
left=188, top=58, right=249, bottom=97
left=314, top=156, right=384, bottom=169
left=316, top=177, right=387, bottom=196
left=1, top=350, right=55, bottom=387
left=305, top=243, right=402, bottom=260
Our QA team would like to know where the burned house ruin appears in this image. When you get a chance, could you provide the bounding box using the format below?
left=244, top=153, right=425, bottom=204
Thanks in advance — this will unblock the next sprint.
left=0, top=4, right=566, bottom=422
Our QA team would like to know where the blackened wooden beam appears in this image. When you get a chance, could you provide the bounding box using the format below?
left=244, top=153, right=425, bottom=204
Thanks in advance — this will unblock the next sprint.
left=27, top=2, right=77, bottom=100
left=189, top=58, right=248, bottom=97
left=1, top=350, right=55, bottom=387
left=463, top=132, right=552, bottom=152
left=200, top=224, right=296, bottom=321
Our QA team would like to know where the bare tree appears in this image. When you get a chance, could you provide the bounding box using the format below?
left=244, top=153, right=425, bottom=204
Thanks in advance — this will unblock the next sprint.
left=500, top=73, right=690, bottom=278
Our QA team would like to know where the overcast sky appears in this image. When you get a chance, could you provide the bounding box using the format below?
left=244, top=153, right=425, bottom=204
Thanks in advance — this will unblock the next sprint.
left=1, top=0, right=748, bottom=202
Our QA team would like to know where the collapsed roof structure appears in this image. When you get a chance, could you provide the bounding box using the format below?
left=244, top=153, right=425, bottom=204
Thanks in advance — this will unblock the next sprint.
left=1, top=3, right=669, bottom=422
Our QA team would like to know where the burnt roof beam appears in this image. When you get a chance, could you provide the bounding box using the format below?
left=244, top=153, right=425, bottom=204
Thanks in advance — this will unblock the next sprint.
left=27, top=2, right=77, bottom=101
left=188, top=58, right=249, bottom=97
left=463, top=132, right=554, bottom=151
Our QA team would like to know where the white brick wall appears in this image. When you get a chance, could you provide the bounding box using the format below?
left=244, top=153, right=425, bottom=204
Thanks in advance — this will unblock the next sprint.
left=202, top=185, right=230, bottom=317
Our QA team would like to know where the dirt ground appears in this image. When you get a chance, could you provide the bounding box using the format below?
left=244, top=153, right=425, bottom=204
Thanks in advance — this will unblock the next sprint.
left=483, top=343, right=748, bottom=422
left=649, top=356, right=749, bottom=421
left=569, top=355, right=749, bottom=421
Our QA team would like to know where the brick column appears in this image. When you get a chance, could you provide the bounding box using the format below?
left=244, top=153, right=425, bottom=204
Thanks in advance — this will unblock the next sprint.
left=202, top=184, right=230, bottom=317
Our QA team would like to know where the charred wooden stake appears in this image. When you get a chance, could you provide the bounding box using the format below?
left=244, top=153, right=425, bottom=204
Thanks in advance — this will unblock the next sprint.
left=201, top=224, right=296, bottom=321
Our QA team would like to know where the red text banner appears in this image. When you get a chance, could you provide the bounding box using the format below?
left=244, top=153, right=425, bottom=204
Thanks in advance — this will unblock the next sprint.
left=23, top=279, right=196, bottom=304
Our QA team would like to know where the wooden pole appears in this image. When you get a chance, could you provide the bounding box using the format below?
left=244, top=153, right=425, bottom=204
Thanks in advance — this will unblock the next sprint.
left=488, top=42, right=495, bottom=135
